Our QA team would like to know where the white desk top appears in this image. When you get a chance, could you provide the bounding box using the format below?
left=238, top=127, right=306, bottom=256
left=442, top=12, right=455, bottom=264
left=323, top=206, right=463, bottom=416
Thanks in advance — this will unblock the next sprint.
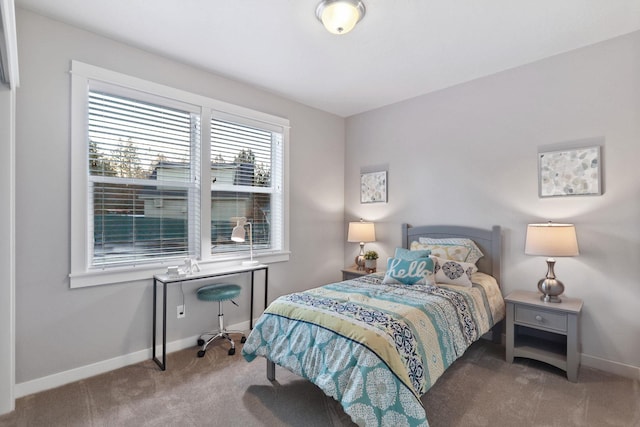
left=154, top=263, right=268, bottom=283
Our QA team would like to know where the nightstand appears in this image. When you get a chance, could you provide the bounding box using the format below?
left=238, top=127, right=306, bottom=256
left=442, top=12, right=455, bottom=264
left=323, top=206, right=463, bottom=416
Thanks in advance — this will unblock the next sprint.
left=505, top=290, right=583, bottom=382
left=341, top=266, right=369, bottom=281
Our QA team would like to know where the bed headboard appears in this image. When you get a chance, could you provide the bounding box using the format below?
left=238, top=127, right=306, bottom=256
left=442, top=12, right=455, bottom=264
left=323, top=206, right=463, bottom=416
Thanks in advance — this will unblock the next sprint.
left=401, top=224, right=502, bottom=286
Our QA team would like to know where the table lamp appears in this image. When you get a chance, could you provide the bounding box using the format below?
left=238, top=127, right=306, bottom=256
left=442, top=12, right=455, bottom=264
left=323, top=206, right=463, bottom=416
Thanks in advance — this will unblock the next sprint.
left=525, top=222, right=579, bottom=303
left=347, top=219, right=376, bottom=271
left=231, top=217, right=259, bottom=266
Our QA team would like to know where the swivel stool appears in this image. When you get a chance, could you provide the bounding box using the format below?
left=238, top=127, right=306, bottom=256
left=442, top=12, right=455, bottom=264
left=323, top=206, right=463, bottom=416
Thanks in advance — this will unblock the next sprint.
left=196, top=283, right=246, bottom=356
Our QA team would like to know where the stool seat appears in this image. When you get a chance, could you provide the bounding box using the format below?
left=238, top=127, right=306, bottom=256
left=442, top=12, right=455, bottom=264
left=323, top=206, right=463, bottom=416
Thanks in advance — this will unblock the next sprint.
left=197, top=284, right=241, bottom=302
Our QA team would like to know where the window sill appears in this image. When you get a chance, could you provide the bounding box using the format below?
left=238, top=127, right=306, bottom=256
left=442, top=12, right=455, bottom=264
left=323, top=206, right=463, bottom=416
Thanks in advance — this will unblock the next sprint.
left=69, top=251, right=290, bottom=288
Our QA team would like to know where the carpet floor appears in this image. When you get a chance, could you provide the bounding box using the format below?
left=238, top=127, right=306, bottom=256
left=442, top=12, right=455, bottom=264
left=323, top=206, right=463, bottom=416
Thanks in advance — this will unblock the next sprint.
left=1, top=338, right=638, bottom=426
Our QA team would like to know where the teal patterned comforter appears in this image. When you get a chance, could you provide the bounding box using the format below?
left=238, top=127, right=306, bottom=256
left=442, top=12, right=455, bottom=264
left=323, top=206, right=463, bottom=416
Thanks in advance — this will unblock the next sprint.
left=242, top=272, right=504, bottom=427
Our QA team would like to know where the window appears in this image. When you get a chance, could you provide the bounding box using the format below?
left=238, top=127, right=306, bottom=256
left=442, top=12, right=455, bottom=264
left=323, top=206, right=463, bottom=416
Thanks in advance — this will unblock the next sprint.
left=88, top=89, right=201, bottom=267
left=209, top=117, right=284, bottom=256
left=71, top=62, right=289, bottom=287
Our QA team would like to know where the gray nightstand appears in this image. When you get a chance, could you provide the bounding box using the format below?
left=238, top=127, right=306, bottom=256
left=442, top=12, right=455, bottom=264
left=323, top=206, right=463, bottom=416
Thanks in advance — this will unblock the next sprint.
left=341, top=266, right=369, bottom=281
left=505, top=290, right=583, bottom=382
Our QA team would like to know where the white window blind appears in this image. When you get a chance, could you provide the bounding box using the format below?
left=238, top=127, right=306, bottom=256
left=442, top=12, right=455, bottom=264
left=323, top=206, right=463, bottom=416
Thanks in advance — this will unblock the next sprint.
left=210, top=117, right=283, bottom=254
left=88, top=89, right=201, bottom=267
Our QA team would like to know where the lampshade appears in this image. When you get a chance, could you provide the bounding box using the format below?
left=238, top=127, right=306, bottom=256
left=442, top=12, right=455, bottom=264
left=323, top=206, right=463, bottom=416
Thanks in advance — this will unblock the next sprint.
left=316, top=0, right=366, bottom=35
left=347, top=220, right=376, bottom=243
left=525, top=223, right=579, bottom=257
left=231, top=217, right=247, bottom=242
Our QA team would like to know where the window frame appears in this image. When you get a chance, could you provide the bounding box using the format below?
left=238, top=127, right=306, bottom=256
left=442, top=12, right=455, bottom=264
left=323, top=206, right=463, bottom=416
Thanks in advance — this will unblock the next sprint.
left=70, top=61, right=290, bottom=288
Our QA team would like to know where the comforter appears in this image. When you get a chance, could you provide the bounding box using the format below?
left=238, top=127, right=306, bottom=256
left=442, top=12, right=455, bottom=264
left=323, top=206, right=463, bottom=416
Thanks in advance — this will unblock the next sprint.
left=242, top=272, right=505, bottom=427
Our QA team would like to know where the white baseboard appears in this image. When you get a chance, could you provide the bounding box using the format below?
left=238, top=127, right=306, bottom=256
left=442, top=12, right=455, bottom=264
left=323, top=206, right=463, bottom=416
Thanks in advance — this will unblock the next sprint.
left=14, top=320, right=252, bottom=398
left=581, top=353, right=640, bottom=380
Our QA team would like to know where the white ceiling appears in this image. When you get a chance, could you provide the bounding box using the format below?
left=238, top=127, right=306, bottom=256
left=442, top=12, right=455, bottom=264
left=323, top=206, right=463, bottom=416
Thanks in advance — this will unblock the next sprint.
left=15, top=0, right=640, bottom=117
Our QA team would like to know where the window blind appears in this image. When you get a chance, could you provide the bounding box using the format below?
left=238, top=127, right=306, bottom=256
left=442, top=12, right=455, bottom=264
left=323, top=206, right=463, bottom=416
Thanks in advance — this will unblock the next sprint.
left=88, top=90, right=201, bottom=267
left=210, top=118, right=281, bottom=254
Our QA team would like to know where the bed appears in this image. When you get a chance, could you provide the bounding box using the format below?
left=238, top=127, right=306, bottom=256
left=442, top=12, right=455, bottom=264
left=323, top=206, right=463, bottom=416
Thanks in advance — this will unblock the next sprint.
left=242, top=224, right=505, bottom=427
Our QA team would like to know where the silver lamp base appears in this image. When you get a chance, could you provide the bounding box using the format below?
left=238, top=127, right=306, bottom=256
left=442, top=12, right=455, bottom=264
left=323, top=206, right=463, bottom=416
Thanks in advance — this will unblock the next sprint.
left=537, top=258, right=564, bottom=303
left=355, top=242, right=366, bottom=271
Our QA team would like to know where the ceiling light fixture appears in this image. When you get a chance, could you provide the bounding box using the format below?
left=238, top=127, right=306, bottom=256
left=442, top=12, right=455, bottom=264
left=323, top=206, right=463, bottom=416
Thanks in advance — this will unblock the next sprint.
left=316, top=0, right=366, bottom=35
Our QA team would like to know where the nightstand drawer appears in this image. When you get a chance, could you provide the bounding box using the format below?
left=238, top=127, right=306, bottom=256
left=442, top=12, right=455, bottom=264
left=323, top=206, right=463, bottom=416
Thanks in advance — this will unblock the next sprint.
left=515, top=306, right=567, bottom=333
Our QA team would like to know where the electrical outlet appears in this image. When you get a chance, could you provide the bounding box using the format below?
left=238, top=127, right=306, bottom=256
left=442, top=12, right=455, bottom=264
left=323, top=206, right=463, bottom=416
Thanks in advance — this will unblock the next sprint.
left=177, top=304, right=185, bottom=319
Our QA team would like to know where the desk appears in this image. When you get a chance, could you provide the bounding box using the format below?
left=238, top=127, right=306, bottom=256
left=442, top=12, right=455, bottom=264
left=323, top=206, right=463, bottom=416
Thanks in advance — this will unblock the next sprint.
left=152, top=263, right=268, bottom=370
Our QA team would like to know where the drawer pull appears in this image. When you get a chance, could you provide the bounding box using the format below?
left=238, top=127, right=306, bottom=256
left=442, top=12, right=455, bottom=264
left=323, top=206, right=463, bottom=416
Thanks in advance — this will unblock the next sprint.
left=535, top=315, right=543, bottom=322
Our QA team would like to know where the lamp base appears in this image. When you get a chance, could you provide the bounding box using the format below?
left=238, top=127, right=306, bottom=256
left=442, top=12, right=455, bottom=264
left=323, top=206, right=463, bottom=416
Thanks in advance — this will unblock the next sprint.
left=537, top=277, right=564, bottom=303
left=242, top=260, right=260, bottom=267
left=536, top=258, right=565, bottom=303
left=355, top=255, right=365, bottom=271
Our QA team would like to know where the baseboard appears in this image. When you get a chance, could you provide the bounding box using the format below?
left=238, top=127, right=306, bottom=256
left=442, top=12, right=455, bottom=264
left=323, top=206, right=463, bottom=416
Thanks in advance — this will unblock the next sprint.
left=581, top=353, right=640, bottom=380
left=14, top=319, right=252, bottom=398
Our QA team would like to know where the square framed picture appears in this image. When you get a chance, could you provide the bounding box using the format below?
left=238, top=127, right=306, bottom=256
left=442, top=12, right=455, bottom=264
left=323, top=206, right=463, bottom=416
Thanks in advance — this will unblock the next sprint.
left=538, top=146, right=602, bottom=197
left=360, top=171, right=387, bottom=203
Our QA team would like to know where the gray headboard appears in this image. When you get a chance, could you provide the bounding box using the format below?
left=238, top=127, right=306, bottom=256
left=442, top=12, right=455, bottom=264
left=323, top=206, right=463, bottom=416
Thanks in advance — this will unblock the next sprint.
left=401, top=224, right=502, bottom=286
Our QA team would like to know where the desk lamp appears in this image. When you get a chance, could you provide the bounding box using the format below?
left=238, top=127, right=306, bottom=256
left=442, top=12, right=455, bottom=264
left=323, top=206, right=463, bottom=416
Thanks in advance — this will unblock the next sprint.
left=231, top=217, right=259, bottom=267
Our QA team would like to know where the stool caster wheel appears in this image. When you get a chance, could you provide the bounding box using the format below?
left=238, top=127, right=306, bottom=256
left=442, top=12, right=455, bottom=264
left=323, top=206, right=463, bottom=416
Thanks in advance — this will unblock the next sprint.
left=240, top=336, right=246, bottom=343
left=197, top=339, right=205, bottom=346
left=197, top=350, right=206, bottom=358
left=228, top=348, right=235, bottom=356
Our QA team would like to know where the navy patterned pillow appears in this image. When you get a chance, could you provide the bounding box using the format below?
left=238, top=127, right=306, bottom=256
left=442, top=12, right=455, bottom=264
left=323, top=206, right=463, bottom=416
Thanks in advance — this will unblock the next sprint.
left=431, top=255, right=478, bottom=287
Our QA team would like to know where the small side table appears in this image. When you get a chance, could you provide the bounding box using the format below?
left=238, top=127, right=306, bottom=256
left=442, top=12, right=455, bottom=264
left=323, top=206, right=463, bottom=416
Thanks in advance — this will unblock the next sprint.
left=341, top=266, right=370, bottom=281
left=505, top=290, right=583, bottom=382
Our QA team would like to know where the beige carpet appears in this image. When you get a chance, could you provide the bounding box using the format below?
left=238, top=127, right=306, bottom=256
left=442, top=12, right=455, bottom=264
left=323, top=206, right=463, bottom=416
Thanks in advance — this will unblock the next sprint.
left=1, top=339, right=638, bottom=427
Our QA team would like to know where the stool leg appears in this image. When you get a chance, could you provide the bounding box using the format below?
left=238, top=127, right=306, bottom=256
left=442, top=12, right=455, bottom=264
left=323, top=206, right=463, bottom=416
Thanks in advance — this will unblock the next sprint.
left=197, top=300, right=238, bottom=357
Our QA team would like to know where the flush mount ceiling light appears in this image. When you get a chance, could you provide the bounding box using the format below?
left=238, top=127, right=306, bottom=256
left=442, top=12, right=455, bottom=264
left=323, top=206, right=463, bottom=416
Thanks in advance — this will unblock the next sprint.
left=316, top=0, right=366, bottom=35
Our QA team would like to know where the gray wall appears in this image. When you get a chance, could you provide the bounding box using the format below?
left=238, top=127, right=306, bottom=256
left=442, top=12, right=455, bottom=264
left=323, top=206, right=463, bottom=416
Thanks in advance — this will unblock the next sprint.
left=345, top=31, right=640, bottom=372
left=14, top=8, right=345, bottom=383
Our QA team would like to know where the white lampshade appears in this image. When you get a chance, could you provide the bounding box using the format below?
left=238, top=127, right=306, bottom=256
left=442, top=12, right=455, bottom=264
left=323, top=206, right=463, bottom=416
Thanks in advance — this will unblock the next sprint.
left=316, top=0, right=366, bottom=35
left=525, top=223, right=579, bottom=257
left=347, top=221, right=376, bottom=243
left=231, top=217, right=247, bottom=242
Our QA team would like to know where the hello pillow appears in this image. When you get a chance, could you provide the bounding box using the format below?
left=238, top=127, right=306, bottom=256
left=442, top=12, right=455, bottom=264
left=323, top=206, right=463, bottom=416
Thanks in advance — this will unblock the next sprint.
left=382, top=256, right=435, bottom=286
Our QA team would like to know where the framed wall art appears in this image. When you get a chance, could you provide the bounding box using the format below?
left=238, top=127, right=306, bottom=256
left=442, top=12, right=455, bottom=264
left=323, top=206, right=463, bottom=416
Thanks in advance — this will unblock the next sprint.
left=360, top=171, right=387, bottom=203
left=538, top=146, right=602, bottom=197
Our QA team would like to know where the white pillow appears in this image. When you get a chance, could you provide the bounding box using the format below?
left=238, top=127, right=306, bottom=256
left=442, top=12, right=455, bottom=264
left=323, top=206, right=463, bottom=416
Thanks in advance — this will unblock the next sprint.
left=431, top=255, right=478, bottom=287
left=416, top=237, right=484, bottom=264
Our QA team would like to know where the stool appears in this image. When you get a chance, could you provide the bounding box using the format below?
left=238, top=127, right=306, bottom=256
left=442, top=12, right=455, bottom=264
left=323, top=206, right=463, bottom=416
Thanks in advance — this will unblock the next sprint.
left=196, top=284, right=246, bottom=357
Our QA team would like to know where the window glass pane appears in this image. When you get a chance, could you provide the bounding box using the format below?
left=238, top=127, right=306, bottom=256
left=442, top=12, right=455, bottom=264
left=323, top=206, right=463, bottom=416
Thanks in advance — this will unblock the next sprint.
left=92, top=184, right=190, bottom=266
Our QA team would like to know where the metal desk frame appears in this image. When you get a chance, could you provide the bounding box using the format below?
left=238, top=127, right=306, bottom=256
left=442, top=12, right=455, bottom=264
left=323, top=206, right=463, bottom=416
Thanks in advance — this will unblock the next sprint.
left=152, top=264, right=268, bottom=370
